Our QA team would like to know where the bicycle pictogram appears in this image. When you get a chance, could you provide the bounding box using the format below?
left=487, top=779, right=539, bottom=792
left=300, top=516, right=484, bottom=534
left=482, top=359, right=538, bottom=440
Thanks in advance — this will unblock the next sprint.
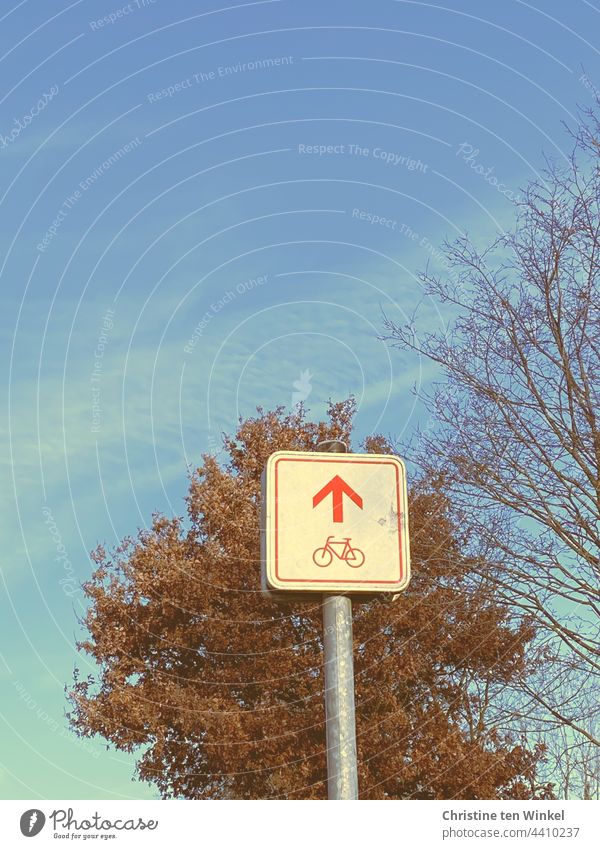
left=312, top=536, right=365, bottom=568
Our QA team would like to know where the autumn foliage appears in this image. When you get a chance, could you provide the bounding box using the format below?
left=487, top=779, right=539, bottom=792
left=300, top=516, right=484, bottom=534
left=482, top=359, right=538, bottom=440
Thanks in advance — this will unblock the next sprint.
left=68, top=401, right=552, bottom=799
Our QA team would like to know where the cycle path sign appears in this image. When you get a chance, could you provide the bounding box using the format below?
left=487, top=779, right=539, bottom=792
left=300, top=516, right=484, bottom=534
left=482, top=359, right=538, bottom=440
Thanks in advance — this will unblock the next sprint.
left=261, top=451, right=410, bottom=593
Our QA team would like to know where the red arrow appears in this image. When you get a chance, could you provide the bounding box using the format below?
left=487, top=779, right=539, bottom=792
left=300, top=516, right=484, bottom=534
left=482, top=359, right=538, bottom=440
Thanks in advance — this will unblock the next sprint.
left=312, top=475, right=363, bottom=523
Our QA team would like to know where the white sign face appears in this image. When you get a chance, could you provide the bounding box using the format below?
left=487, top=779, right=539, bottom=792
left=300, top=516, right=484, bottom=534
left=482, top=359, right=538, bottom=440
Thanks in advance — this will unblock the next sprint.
left=261, top=451, right=410, bottom=593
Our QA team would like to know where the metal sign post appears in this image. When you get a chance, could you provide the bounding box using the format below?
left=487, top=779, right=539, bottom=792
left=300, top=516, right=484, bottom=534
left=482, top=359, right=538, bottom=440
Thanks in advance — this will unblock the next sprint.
left=322, top=594, right=358, bottom=799
left=260, top=439, right=411, bottom=800
left=316, top=440, right=359, bottom=800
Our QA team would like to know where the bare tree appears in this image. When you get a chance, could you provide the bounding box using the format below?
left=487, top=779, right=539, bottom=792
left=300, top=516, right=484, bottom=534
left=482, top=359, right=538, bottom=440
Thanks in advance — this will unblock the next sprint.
left=384, top=112, right=600, bottom=755
left=525, top=681, right=600, bottom=799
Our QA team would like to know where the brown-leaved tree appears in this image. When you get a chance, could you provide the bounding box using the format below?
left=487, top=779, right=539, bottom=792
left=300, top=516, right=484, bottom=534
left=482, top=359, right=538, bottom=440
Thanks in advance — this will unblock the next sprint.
left=68, top=401, right=552, bottom=799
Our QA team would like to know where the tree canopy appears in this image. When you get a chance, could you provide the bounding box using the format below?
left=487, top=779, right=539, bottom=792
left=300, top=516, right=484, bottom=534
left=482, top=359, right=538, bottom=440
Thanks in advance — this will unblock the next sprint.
left=69, top=401, right=552, bottom=799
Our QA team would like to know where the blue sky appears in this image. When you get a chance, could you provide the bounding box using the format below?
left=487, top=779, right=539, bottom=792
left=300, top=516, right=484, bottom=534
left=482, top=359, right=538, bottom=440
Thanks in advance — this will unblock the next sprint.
left=2, top=0, right=600, bottom=799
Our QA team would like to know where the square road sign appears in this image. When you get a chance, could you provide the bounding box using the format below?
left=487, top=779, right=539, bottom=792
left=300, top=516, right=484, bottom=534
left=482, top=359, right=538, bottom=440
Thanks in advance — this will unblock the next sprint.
left=261, top=451, right=410, bottom=593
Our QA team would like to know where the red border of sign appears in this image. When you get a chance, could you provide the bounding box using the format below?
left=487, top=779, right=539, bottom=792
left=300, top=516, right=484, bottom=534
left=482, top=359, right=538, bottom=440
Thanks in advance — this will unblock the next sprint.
left=274, top=457, right=405, bottom=585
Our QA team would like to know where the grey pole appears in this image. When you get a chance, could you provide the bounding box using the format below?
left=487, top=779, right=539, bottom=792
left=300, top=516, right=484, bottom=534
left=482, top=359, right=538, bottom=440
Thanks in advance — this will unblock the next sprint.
left=316, top=440, right=359, bottom=800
